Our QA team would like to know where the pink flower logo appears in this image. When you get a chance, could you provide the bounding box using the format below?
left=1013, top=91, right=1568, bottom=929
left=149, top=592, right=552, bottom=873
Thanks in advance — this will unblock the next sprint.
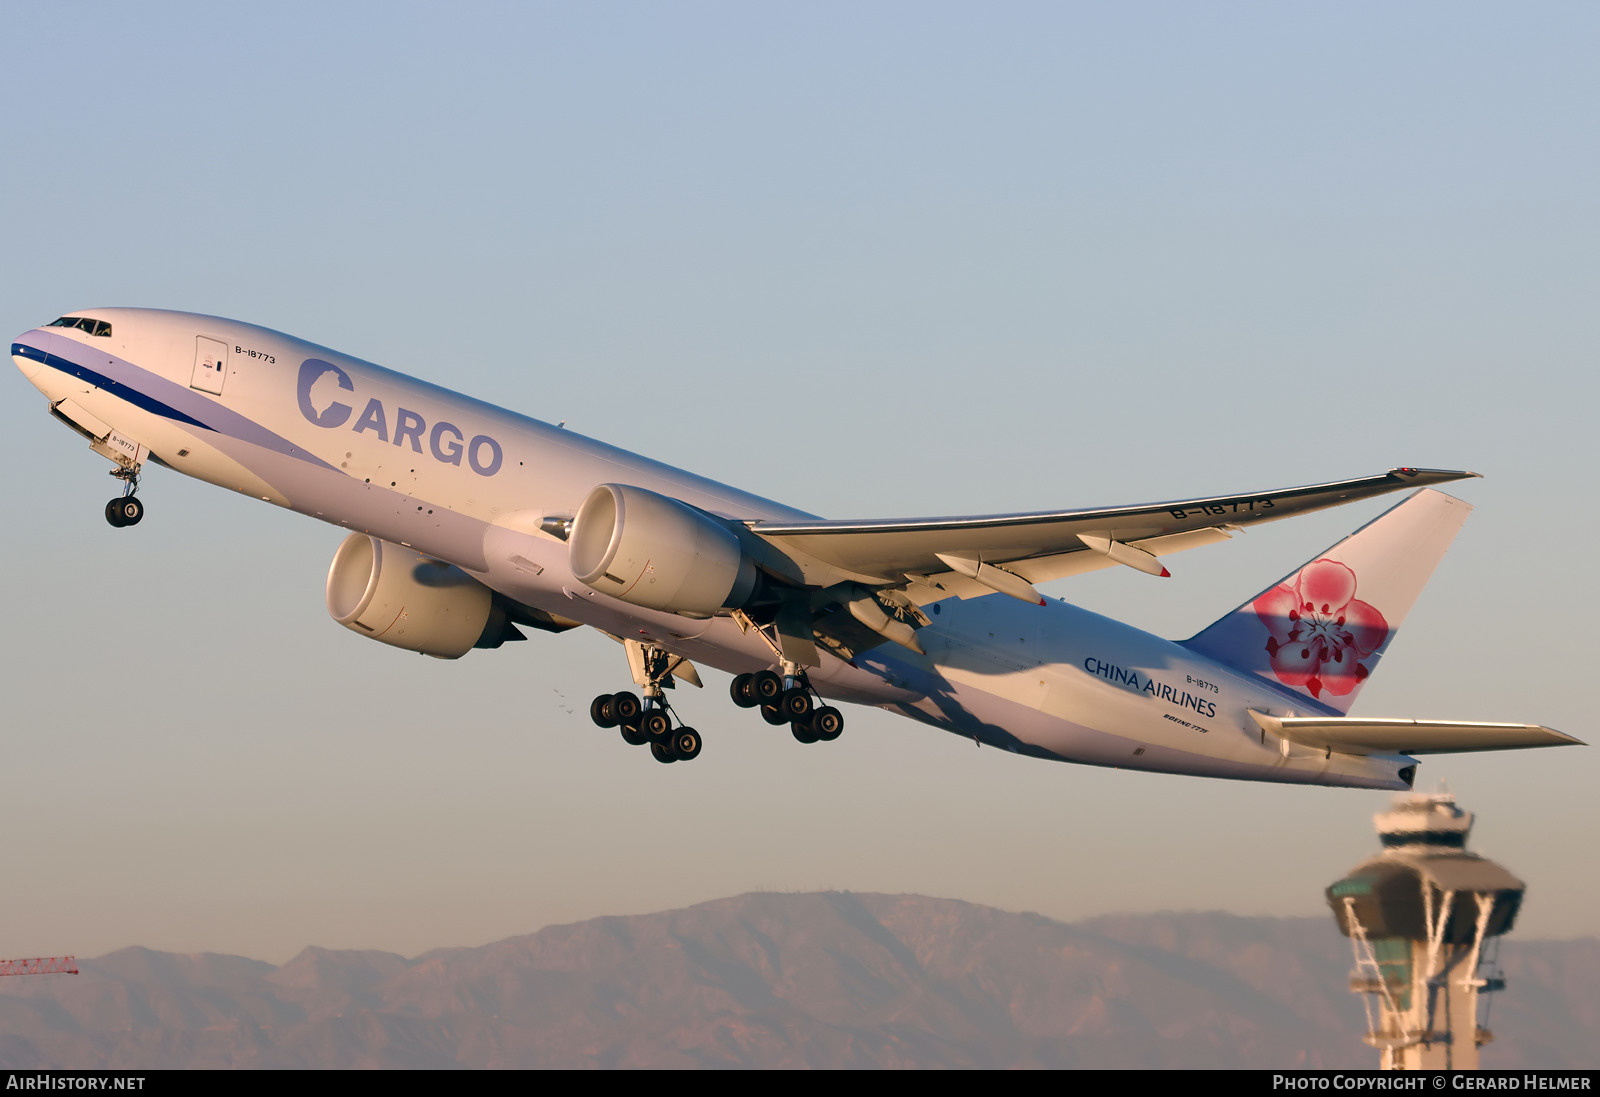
left=1253, top=559, right=1388, bottom=699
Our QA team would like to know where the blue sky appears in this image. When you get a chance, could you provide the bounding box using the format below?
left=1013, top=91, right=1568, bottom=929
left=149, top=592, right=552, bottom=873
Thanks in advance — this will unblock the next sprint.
left=2, top=2, right=1596, bottom=961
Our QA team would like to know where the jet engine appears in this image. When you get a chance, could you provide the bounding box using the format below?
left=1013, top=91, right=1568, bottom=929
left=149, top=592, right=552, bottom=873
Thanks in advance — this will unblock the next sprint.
left=568, top=483, right=758, bottom=617
left=326, top=533, right=508, bottom=658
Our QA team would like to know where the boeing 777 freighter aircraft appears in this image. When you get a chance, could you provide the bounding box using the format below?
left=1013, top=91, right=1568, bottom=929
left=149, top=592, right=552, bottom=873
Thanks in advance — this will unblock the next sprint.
left=12, top=309, right=1579, bottom=787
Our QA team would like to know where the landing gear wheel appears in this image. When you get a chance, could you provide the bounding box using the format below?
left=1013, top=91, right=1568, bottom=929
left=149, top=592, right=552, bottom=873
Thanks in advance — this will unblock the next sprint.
left=641, top=710, right=672, bottom=739
left=650, top=741, right=677, bottom=764
left=611, top=692, right=642, bottom=723
left=792, top=717, right=820, bottom=744
left=620, top=723, right=648, bottom=746
left=730, top=673, right=759, bottom=708
left=106, top=497, right=142, bottom=527
left=671, top=728, right=702, bottom=760
left=591, top=695, right=619, bottom=728
left=105, top=464, right=143, bottom=528
left=760, top=702, right=788, bottom=727
left=750, top=670, right=783, bottom=704
left=779, top=688, right=812, bottom=722
left=811, top=707, right=844, bottom=741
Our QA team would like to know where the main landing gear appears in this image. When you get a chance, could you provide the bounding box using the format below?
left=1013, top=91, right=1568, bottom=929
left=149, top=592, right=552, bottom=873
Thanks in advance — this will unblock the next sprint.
left=590, top=690, right=703, bottom=764
left=104, top=466, right=144, bottom=528
left=589, top=642, right=704, bottom=764
left=729, top=668, right=844, bottom=745
left=588, top=644, right=845, bottom=765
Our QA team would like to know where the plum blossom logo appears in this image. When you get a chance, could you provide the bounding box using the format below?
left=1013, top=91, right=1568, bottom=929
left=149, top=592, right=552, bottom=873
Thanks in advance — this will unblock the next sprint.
left=1253, top=559, right=1388, bottom=699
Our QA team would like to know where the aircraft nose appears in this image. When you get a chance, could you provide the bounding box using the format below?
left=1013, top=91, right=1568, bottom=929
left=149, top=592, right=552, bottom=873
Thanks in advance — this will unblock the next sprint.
left=13, top=334, right=45, bottom=382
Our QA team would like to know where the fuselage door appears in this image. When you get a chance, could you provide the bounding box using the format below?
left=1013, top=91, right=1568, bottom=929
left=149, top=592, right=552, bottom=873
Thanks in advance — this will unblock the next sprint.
left=192, top=336, right=228, bottom=395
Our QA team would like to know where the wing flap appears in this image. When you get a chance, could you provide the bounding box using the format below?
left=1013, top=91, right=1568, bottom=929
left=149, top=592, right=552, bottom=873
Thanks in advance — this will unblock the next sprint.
left=1250, top=712, right=1584, bottom=756
left=898, top=528, right=1236, bottom=605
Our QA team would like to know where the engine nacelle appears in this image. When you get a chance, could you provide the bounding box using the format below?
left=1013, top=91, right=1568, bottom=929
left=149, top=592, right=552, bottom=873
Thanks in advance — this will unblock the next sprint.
left=326, top=534, right=496, bottom=659
left=569, top=483, right=757, bottom=617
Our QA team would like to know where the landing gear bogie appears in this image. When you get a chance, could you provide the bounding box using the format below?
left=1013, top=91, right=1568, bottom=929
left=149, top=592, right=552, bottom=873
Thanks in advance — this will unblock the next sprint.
left=738, top=666, right=845, bottom=746
left=591, top=665, right=705, bottom=762
left=596, top=655, right=848, bottom=764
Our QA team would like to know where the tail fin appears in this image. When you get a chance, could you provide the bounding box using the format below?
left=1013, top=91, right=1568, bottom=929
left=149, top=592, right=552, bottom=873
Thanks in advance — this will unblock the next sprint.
left=1182, top=489, right=1471, bottom=713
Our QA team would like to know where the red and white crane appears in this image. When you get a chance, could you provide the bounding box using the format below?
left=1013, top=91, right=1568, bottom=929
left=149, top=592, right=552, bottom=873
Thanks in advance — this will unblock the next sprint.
left=0, top=957, right=77, bottom=976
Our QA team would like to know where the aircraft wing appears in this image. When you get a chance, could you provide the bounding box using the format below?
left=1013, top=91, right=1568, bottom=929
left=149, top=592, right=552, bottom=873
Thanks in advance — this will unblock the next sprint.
left=1249, top=713, right=1584, bottom=756
left=746, top=467, right=1478, bottom=603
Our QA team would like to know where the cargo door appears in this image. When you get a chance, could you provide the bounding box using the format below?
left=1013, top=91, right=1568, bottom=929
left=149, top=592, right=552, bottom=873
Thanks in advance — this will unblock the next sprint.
left=192, top=336, right=228, bottom=395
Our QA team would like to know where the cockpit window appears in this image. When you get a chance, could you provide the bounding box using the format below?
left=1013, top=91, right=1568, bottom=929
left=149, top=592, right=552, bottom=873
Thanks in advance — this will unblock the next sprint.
left=48, top=316, right=112, bottom=337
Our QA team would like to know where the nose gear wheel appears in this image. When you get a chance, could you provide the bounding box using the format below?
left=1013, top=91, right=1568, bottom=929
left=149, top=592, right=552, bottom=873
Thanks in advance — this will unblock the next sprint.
left=105, top=467, right=145, bottom=527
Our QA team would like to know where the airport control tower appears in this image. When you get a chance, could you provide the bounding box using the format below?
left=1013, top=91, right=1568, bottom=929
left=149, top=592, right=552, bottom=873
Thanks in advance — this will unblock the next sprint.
left=1326, top=791, right=1522, bottom=1070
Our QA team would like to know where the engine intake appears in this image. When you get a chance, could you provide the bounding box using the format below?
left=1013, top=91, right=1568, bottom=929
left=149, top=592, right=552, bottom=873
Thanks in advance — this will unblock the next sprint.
left=326, top=534, right=499, bottom=658
left=569, top=484, right=757, bottom=617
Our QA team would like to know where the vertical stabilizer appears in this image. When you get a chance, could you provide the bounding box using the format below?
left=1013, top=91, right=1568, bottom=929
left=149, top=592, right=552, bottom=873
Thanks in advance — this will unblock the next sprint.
left=1182, top=490, right=1471, bottom=713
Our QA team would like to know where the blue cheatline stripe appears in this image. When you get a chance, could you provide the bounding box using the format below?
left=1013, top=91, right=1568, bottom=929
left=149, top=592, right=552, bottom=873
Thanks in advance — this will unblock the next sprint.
left=14, top=342, right=215, bottom=432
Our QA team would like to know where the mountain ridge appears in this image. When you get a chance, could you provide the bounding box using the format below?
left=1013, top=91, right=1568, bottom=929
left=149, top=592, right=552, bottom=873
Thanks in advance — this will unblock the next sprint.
left=0, top=892, right=1592, bottom=1069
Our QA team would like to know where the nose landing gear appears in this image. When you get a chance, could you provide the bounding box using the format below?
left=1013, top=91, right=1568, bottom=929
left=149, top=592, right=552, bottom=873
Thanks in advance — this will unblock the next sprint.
left=105, top=467, right=144, bottom=528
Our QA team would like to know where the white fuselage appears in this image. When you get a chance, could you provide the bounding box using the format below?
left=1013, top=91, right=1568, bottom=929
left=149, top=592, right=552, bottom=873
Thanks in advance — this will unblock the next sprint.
left=12, top=308, right=1412, bottom=789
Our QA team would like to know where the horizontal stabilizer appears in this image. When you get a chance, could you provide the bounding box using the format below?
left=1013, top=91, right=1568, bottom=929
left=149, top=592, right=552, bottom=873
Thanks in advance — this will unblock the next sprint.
left=1249, top=712, right=1583, bottom=756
